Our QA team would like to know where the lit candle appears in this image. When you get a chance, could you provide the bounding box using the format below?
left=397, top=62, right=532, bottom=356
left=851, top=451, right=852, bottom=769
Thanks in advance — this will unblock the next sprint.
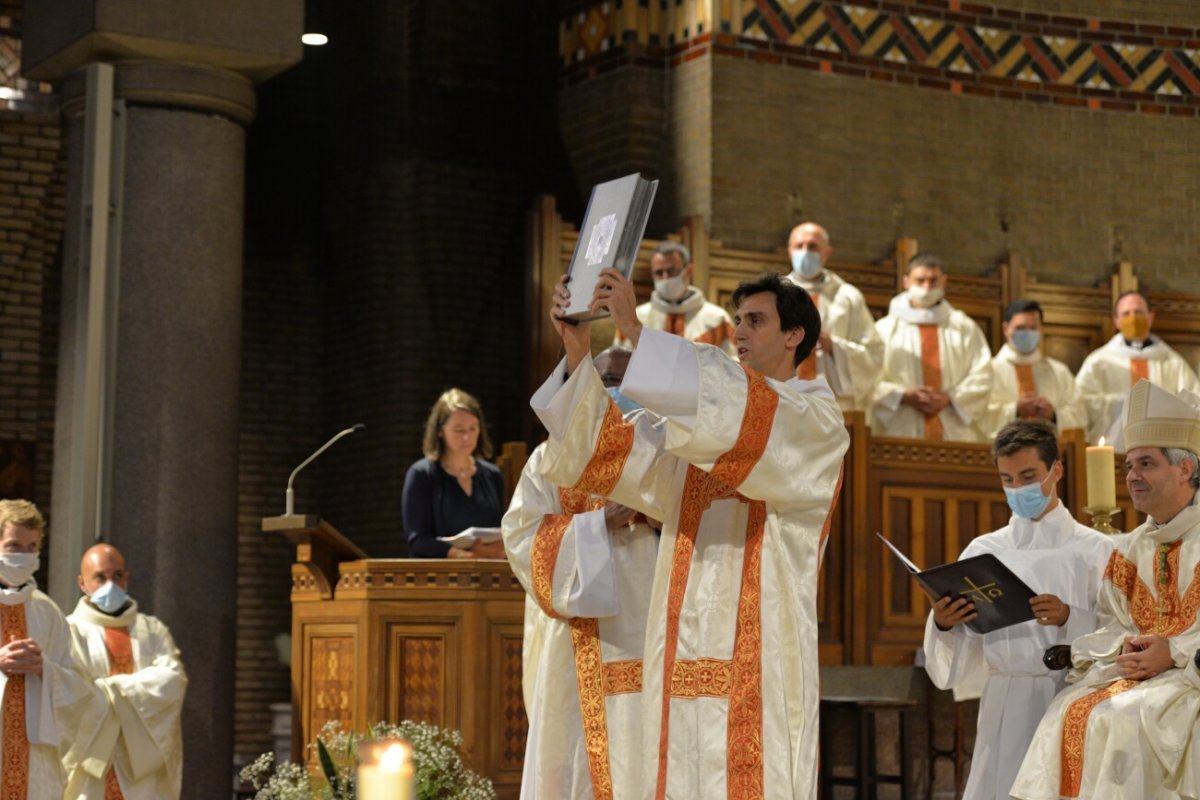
left=1086, top=437, right=1117, bottom=508
left=357, top=739, right=414, bottom=800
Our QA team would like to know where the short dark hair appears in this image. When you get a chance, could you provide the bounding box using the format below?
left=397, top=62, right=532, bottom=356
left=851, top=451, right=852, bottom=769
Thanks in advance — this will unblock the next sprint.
left=1114, top=290, right=1150, bottom=315
left=992, top=419, right=1059, bottom=469
left=907, top=253, right=944, bottom=272
left=1003, top=299, right=1044, bottom=324
left=731, top=272, right=820, bottom=366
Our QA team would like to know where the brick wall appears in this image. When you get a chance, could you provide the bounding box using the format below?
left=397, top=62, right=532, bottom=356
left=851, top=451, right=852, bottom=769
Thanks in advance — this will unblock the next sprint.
left=0, top=106, right=64, bottom=527
left=993, top=0, right=1199, bottom=26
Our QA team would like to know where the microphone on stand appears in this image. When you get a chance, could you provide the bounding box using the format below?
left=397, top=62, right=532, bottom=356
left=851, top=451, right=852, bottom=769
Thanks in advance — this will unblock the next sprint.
left=285, top=423, right=365, bottom=516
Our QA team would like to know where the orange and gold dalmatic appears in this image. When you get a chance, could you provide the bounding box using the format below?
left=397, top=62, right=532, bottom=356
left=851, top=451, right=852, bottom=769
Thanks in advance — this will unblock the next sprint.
left=656, top=368, right=777, bottom=800
left=1, top=604, right=29, bottom=800
left=918, top=323, right=944, bottom=440
left=1130, top=358, right=1150, bottom=385
left=103, top=627, right=136, bottom=800
left=1058, top=546, right=1200, bottom=796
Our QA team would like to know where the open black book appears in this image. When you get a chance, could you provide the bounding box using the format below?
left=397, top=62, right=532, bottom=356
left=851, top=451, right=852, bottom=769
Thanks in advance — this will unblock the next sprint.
left=562, top=172, right=659, bottom=322
left=877, top=533, right=1037, bottom=634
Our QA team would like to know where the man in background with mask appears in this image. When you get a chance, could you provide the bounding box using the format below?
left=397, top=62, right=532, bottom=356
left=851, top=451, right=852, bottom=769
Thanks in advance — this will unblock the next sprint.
left=870, top=253, right=992, bottom=441
left=1076, top=291, right=1200, bottom=445
left=63, top=543, right=186, bottom=799
left=0, top=499, right=97, bottom=799
left=612, top=241, right=735, bottom=356
left=982, top=299, right=1086, bottom=438
left=785, top=221, right=883, bottom=413
left=923, top=420, right=1113, bottom=800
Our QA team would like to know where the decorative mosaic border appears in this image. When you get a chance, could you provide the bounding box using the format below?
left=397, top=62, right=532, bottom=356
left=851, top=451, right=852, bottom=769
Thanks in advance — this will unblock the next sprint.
left=561, top=0, right=1200, bottom=116
left=0, top=22, right=57, bottom=112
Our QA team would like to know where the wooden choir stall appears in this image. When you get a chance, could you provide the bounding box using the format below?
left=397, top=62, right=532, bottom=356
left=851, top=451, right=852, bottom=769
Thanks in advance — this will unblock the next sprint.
left=265, top=514, right=528, bottom=799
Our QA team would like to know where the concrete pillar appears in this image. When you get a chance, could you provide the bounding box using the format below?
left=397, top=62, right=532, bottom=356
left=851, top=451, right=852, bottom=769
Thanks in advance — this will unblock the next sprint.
left=22, top=3, right=301, bottom=797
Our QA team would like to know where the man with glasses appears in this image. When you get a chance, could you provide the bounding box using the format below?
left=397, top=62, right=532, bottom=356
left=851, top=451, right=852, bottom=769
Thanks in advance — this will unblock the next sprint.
left=612, top=241, right=735, bottom=356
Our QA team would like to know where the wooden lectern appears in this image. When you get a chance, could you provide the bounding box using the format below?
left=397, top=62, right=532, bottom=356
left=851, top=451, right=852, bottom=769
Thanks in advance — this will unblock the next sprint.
left=264, top=515, right=528, bottom=799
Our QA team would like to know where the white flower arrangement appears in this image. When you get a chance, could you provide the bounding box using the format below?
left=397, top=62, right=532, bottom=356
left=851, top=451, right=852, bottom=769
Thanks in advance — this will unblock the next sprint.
left=241, top=720, right=496, bottom=800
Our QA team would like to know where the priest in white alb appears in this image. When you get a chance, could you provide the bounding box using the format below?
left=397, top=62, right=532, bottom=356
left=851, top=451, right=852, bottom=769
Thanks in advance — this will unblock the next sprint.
left=0, top=500, right=101, bottom=800
left=923, top=420, right=1113, bottom=800
left=1011, top=380, right=1200, bottom=800
left=539, top=268, right=848, bottom=798
left=1075, top=291, right=1200, bottom=445
left=63, top=543, right=187, bottom=799
left=870, top=254, right=992, bottom=442
left=503, top=347, right=659, bottom=799
left=784, top=221, right=883, bottom=413
left=981, top=299, right=1087, bottom=438
left=612, top=241, right=736, bottom=355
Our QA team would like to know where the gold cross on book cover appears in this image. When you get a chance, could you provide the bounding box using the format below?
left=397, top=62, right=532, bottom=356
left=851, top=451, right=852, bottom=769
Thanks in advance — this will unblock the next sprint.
left=877, top=532, right=1037, bottom=634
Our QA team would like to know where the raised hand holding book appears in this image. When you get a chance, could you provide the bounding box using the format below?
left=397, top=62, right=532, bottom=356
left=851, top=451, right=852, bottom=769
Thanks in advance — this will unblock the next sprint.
left=876, top=532, right=1037, bottom=634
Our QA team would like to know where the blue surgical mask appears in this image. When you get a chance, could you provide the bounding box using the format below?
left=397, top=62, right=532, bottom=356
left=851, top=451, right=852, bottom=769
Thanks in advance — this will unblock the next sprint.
left=89, top=580, right=131, bottom=614
left=605, top=386, right=641, bottom=416
left=1003, top=465, right=1057, bottom=519
left=1010, top=328, right=1040, bottom=355
left=790, top=249, right=823, bottom=280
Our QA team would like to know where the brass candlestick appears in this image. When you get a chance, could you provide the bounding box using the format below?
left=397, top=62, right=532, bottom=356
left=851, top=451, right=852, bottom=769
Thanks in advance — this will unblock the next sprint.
left=1083, top=506, right=1121, bottom=535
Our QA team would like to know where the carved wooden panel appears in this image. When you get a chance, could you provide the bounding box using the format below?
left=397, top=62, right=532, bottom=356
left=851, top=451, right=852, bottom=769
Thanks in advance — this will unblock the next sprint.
left=498, top=633, right=528, bottom=771
left=385, top=624, right=455, bottom=728
left=306, top=631, right=355, bottom=740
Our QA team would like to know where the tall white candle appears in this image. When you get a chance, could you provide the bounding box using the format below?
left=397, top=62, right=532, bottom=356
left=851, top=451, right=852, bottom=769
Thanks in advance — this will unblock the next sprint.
left=1086, top=438, right=1116, bottom=508
left=358, top=739, right=414, bottom=800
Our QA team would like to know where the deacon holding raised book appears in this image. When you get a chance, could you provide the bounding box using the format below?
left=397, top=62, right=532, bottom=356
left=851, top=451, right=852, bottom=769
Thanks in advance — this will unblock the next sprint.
left=922, top=419, right=1113, bottom=800
left=540, top=268, right=847, bottom=798
left=502, top=347, right=659, bottom=799
left=1012, top=380, right=1200, bottom=800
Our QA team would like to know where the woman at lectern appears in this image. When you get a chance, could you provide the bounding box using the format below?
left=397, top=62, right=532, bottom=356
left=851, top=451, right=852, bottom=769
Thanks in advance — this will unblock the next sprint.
left=403, top=388, right=506, bottom=559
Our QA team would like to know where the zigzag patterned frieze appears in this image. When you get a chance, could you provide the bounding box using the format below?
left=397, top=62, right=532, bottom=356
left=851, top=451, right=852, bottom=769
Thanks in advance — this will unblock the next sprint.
left=561, top=1, right=1200, bottom=115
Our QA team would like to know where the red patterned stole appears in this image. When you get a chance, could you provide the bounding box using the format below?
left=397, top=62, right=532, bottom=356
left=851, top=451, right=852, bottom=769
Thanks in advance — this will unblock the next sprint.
left=918, top=324, right=944, bottom=440
left=1130, top=358, right=1149, bottom=385
left=0, top=604, right=29, bottom=800
left=102, top=625, right=136, bottom=800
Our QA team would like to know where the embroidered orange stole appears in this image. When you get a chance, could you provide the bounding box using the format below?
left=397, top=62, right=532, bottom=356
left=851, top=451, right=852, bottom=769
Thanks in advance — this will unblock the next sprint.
left=1, top=604, right=29, bottom=800
left=666, top=313, right=685, bottom=336
left=1130, top=358, right=1149, bottom=385
left=1014, top=363, right=1037, bottom=418
left=796, top=294, right=820, bottom=381
left=103, top=626, right=135, bottom=800
left=918, top=324, right=944, bottom=440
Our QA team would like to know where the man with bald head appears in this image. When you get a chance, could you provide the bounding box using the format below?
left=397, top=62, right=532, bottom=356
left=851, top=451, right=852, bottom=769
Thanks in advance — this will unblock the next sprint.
left=785, top=221, right=883, bottom=413
left=1075, top=291, right=1200, bottom=444
left=63, top=543, right=187, bottom=799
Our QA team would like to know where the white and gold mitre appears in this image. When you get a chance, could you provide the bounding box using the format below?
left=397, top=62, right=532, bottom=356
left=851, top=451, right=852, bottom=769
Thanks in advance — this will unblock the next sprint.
left=1123, top=379, right=1200, bottom=455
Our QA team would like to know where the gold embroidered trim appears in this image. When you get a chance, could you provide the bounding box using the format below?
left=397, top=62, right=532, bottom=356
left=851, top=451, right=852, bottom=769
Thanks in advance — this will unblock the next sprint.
left=570, top=617, right=613, bottom=800
left=710, top=369, right=779, bottom=490
left=1060, top=679, right=1139, bottom=797
left=573, top=399, right=635, bottom=498
left=727, top=500, right=767, bottom=798
left=669, top=658, right=734, bottom=699
left=530, top=514, right=572, bottom=620
left=602, top=659, right=644, bottom=695
left=1, top=604, right=29, bottom=800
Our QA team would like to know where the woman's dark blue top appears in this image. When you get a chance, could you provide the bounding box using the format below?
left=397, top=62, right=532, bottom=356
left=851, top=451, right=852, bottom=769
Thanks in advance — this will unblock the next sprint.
left=402, top=457, right=505, bottom=558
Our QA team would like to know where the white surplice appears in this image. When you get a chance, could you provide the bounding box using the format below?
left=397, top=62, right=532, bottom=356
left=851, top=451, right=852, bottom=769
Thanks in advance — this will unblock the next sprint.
left=870, top=294, right=993, bottom=442
left=532, top=328, right=849, bottom=800
left=63, top=598, right=187, bottom=800
left=0, top=584, right=101, bottom=800
left=981, top=344, right=1088, bottom=438
left=787, top=269, right=884, bottom=413
left=613, top=287, right=736, bottom=356
left=1075, top=335, right=1200, bottom=445
left=1011, top=498, right=1200, bottom=800
left=503, top=441, right=659, bottom=800
left=922, top=503, right=1113, bottom=800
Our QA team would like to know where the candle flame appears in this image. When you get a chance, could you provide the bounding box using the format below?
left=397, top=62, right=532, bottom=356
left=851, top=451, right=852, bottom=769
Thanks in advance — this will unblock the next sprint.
left=380, top=742, right=410, bottom=772
left=1098, top=436, right=1106, bottom=446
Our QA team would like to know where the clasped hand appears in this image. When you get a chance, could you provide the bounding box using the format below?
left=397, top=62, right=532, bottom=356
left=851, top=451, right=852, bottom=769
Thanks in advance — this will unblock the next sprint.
left=0, top=636, right=43, bottom=678
left=1116, top=634, right=1174, bottom=680
left=902, top=386, right=951, bottom=416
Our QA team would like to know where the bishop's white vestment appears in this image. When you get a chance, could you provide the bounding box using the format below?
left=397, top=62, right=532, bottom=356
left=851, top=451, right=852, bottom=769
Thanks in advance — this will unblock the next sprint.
left=63, top=598, right=187, bottom=800
left=1011, top=498, right=1200, bottom=800
left=613, top=287, right=736, bottom=356
left=870, top=294, right=992, bottom=442
left=0, top=584, right=100, bottom=800
left=1075, top=335, right=1200, bottom=445
left=787, top=269, right=883, bottom=414
left=981, top=344, right=1088, bottom=438
left=532, top=328, right=849, bottom=799
left=503, top=441, right=659, bottom=799
left=923, top=503, right=1113, bottom=800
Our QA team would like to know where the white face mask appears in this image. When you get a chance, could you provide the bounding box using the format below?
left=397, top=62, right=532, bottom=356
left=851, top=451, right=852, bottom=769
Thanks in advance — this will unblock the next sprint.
left=654, top=273, right=688, bottom=302
left=790, top=249, right=823, bottom=280
left=907, top=284, right=944, bottom=308
left=89, top=580, right=131, bottom=614
left=0, top=553, right=39, bottom=588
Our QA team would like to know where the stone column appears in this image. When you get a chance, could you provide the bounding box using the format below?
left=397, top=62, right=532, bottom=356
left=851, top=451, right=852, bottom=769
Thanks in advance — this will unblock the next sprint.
left=23, top=4, right=301, bottom=797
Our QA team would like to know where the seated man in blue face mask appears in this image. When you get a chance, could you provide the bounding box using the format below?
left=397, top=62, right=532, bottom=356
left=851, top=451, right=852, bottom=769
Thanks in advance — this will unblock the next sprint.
left=981, top=299, right=1087, bottom=439
left=922, top=420, right=1114, bottom=800
left=612, top=242, right=736, bottom=356
left=64, top=544, right=187, bottom=799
